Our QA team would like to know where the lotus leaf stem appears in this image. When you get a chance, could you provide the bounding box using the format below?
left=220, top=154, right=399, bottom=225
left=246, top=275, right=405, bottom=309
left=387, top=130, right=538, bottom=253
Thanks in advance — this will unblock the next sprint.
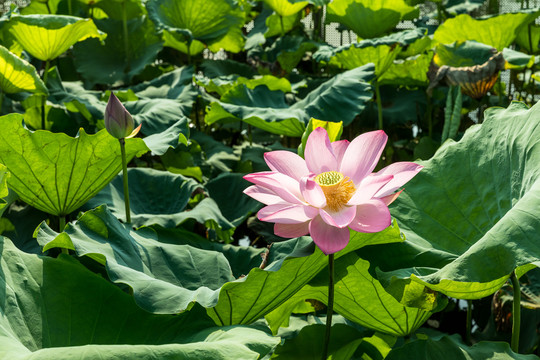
left=280, top=15, right=285, bottom=37
left=321, top=253, right=335, bottom=360
left=41, top=60, right=51, bottom=130
left=375, top=81, right=383, bottom=130
left=119, top=138, right=131, bottom=223
left=510, top=271, right=521, bottom=353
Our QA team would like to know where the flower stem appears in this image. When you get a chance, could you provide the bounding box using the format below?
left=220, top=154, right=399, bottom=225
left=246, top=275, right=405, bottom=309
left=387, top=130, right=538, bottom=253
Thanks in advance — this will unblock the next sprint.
left=119, top=138, right=131, bottom=223
left=280, top=15, right=285, bottom=37
left=41, top=60, right=50, bottom=130
left=321, top=253, right=335, bottom=360
left=374, top=80, right=383, bottom=130
left=510, top=271, right=521, bottom=353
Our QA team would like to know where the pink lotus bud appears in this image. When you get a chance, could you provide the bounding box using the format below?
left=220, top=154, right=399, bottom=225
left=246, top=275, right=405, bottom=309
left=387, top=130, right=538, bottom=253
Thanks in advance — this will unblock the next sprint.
left=105, top=92, right=134, bottom=139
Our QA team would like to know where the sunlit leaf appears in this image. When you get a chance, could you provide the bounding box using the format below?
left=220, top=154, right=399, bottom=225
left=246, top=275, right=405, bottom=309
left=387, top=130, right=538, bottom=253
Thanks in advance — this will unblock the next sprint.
left=262, top=0, right=308, bottom=17
left=8, top=14, right=106, bottom=61
left=0, top=113, right=148, bottom=216
left=0, top=45, right=47, bottom=95
left=266, top=252, right=433, bottom=336
left=433, top=12, right=539, bottom=51
left=326, top=0, right=419, bottom=39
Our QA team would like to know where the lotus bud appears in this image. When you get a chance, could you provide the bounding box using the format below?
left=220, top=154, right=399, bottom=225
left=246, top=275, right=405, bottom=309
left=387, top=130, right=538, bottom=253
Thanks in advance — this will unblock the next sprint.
left=105, top=92, right=135, bottom=139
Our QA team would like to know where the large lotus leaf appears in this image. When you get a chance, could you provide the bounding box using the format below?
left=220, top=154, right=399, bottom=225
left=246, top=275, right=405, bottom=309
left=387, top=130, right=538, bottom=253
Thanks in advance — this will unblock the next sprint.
left=146, top=0, right=245, bottom=45
left=385, top=333, right=537, bottom=360
left=326, top=0, right=419, bottom=39
left=200, top=59, right=257, bottom=78
left=142, top=117, right=189, bottom=155
left=0, top=236, right=279, bottom=359
left=0, top=113, right=148, bottom=216
left=0, top=163, right=9, bottom=218
left=366, top=101, right=540, bottom=299
left=8, top=15, right=106, bottom=61
left=262, top=0, right=308, bottom=17
left=266, top=252, right=433, bottom=336
left=207, top=222, right=405, bottom=326
left=197, top=74, right=291, bottom=97
left=38, top=207, right=404, bottom=323
left=266, top=35, right=319, bottom=72
left=245, top=6, right=298, bottom=49
left=433, top=12, right=539, bottom=51
left=127, top=67, right=198, bottom=135
left=0, top=45, right=47, bottom=95
left=72, top=16, right=163, bottom=86
left=83, top=168, right=203, bottom=228
left=315, top=28, right=426, bottom=75
left=434, top=40, right=496, bottom=68
left=95, top=0, right=146, bottom=20
left=378, top=52, right=432, bottom=86
left=205, top=64, right=375, bottom=135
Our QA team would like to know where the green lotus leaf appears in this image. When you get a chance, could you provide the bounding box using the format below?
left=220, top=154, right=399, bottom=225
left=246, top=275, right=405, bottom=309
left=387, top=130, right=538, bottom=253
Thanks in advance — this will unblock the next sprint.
left=364, top=101, right=540, bottom=299
left=208, top=222, right=404, bottom=326
left=245, top=6, right=299, bottom=49
left=0, top=113, right=148, bottom=216
left=83, top=168, right=206, bottom=228
left=503, top=47, right=536, bottom=70
left=385, top=333, right=536, bottom=360
left=72, top=16, right=163, bottom=86
left=162, top=31, right=206, bottom=55
left=272, top=323, right=378, bottom=360
left=205, top=63, right=375, bottom=135
left=206, top=172, right=261, bottom=227
left=8, top=14, right=106, bottom=61
left=378, top=52, right=432, bottom=86
left=0, top=236, right=279, bottom=359
left=95, top=0, right=146, bottom=20
left=266, top=35, right=318, bottom=72
left=142, top=117, right=189, bottom=155
left=315, top=28, right=426, bottom=76
left=262, top=0, right=308, bottom=17
left=0, top=45, right=47, bottom=95
left=326, top=0, right=419, bottom=39
left=146, top=0, right=246, bottom=46
left=266, top=252, right=433, bottom=336
left=433, top=12, right=539, bottom=51
left=197, top=74, right=291, bottom=97
left=516, top=22, right=540, bottom=54
left=434, top=41, right=496, bottom=68
left=38, top=206, right=403, bottom=323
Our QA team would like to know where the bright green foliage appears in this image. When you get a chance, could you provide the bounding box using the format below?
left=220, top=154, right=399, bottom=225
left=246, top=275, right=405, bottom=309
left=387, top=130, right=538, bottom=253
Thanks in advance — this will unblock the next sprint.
left=262, top=0, right=308, bottom=17
left=0, top=113, right=148, bottom=216
left=0, top=45, right=47, bottom=95
left=207, top=223, right=404, bottom=326
left=441, top=85, right=462, bottom=143
left=0, top=237, right=279, bottom=359
left=434, top=12, right=539, bottom=51
left=315, top=28, right=425, bottom=76
left=326, top=0, right=418, bottom=39
left=8, top=15, right=106, bottom=61
left=266, top=252, right=433, bottom=336
left=386, top=101, right=540, bottom=299
left=379, top=52, right=432, bottom=86
left=146, top=0, right=246, bottom=52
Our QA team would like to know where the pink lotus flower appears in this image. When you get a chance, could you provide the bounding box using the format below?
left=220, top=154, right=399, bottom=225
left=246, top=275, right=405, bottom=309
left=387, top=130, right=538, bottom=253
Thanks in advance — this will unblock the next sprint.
left=243, top=128, right=422, bottom=255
